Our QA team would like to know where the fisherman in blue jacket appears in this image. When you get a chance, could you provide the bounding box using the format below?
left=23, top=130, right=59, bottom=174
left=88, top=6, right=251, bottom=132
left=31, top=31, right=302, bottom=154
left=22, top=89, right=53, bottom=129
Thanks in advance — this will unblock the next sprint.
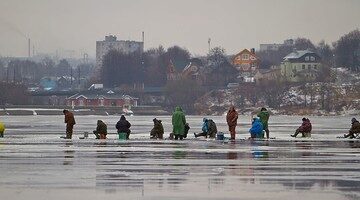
left=194, top=118, right=209, bottom=138
left=249, top=118, right=264, bottom=138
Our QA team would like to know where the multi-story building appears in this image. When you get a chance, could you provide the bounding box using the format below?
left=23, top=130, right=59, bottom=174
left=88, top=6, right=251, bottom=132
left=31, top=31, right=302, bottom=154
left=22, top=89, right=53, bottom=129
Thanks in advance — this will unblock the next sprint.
left=280, top=50, right=322, bottom=82
left=259, top=39, right=294, bottom=52
left=95, top=35, right=144, bottom=70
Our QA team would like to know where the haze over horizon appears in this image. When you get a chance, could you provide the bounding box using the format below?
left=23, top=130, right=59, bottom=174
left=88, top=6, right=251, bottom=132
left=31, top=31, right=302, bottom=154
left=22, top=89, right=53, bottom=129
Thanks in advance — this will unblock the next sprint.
left=0, top=0, right=359, bottom=58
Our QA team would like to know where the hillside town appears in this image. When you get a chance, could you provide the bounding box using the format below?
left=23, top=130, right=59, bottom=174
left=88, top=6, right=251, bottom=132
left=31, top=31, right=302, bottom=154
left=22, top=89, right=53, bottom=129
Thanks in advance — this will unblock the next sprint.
left=0, top=30, right=359, bottom=115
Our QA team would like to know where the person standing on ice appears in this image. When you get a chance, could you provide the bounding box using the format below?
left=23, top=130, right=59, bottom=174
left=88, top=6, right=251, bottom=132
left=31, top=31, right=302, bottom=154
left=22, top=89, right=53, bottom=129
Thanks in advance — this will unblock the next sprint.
left=0, top=121, right=5, bottom=138
left=116, top=115, right=131, bottom=140
left=226, top=106, right=238, bottom=140
left=291, top=118, right=312, bottom=138
left=257, top=107, right=270, bottom=139
left=63, top=109, right=76, bottom=139
left=172, top=106, right=186, bottom=140
left=344, top=118, right=360, bottom=138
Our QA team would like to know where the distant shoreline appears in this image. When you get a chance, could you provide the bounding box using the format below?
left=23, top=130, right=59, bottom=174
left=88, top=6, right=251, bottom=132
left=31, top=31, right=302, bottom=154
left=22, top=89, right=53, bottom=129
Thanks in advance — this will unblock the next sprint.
left=0, top=105, right=170, bottom=116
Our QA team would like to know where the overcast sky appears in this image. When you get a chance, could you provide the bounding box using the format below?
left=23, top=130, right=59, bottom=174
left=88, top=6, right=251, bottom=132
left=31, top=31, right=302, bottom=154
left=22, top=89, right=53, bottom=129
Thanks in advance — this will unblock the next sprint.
left=0, top=0, right=359, bottom=58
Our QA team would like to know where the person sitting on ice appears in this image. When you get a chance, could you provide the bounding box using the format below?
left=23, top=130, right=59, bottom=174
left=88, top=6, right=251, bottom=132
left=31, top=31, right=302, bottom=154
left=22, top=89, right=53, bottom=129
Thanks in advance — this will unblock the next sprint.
left=194, top=118, right=217, bottom=138
left=183, top=123, right=190, bottom=138
left=194, top=118, right=209, bottom=138
left=0, top=121, right=5, bottom=138
left=344, top=118, right=360, bottom=139
left=116, top=115, right=131, bottom=140
left=291, top=118, right=312, bottom=138
left=249, top=118, right=264, bottom=139
left=93, top=120, right=107, bottom=139
left=150, top=118, right=164, bottom=139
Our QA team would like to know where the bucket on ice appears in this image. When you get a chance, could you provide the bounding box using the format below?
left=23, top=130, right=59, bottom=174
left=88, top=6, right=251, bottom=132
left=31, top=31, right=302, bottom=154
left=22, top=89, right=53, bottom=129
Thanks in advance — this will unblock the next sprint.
left=216, top=132, right=224, bottom=140
left=118, top=132, right=127, bottom=140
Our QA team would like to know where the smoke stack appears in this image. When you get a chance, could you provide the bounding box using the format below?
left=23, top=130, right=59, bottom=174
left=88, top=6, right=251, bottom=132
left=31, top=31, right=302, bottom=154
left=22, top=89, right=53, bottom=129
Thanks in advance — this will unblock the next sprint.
left=28, top=38, right=31, bottom=57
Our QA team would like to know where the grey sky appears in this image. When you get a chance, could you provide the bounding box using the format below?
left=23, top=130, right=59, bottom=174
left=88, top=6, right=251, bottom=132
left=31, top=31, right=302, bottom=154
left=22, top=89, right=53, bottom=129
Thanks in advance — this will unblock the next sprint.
left=0, top=0, right=359, bottom=58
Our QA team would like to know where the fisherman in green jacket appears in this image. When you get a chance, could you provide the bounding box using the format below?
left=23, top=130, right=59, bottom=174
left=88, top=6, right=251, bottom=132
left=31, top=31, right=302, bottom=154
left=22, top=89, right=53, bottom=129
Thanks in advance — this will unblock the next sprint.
left=257, top=107, right=270, bottom=139
left=0, top=121, right=5, bottom=138
left=172, top=106, right=186, bottom=140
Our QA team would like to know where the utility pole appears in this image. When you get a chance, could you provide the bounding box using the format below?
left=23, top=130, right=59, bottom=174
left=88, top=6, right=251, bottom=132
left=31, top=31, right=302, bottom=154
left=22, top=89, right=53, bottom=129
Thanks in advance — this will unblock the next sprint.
left=28, top=38, right=31, bottom=57
left=208, top=38, right=211, bottom=53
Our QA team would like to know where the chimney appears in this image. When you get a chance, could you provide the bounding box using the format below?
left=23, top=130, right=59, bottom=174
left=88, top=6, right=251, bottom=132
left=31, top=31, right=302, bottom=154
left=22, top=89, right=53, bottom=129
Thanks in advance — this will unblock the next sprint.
left=251, top=48, right=255, bottom=54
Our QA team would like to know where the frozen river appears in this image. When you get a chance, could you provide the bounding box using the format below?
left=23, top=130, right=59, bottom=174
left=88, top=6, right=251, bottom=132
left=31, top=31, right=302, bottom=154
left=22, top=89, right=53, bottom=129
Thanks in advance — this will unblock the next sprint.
left=0, top=115, right=359, bottom=200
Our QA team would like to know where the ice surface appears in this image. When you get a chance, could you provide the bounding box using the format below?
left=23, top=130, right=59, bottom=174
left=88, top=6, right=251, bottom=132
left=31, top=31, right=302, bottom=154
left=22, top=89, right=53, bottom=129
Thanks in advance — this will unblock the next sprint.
left=0, top=115, right=359, bottom=200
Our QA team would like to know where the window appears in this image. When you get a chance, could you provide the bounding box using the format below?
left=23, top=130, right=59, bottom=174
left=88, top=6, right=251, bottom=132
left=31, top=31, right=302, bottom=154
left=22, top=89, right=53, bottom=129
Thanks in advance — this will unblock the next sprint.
left=305, top=56, right=310, bottom=61
left=242, top=54, right=249, bottom=60
left=308, top=65, right=311, bottom=70
left=314, top=65, right=317, bottom=69
left=302, top=64, right=305, bottom=69
left=311, top=56, right=315, bottom=61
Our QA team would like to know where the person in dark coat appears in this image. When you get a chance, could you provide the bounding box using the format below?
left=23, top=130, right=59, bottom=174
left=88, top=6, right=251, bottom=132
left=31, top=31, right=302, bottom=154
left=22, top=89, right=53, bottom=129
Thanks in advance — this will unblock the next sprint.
left=93, top=120, right=107, bottom=139
left=183, top=123, right=190, bottom=138
left=116, top=115, right=131, bottom=139
left=150, top=118, right=164, bottom=139
left=344, top=118, right=360, bottom=138
left=63, top=109, right=76, bottom=139
left=207, top=119, right=218, bottom=138
left=226, top=106, right=238, bottom=140
left=194, top=118, right=218, bottom=138
left=291, top=118, right=312, bottom=137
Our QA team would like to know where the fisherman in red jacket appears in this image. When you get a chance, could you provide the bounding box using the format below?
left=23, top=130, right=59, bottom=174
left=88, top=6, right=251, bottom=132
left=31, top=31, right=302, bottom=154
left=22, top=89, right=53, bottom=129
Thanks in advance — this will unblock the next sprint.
left=63, top=109, right=76, bottom=139
left=291, top=118, right=312, bottom=138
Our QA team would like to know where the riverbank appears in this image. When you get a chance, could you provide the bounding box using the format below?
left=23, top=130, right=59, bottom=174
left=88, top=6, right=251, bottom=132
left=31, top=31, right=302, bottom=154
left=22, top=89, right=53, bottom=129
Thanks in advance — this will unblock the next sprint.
left=0, top=105, right=169, bottom=116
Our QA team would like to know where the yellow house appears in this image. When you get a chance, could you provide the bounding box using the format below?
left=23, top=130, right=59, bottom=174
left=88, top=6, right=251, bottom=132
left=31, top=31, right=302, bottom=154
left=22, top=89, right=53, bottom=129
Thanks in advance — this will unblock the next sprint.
left=280, top=50, right=322, bottom=82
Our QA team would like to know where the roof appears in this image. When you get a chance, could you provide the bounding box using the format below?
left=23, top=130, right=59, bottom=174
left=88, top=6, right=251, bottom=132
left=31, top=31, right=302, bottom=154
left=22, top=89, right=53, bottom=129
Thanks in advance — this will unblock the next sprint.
left=67, top=91, right=137, bottom=100
left=233, top=49, right=258, bottom=59
left=257, top=68, right=280, bottom=74
left=283, top=50, right=316, bottom=60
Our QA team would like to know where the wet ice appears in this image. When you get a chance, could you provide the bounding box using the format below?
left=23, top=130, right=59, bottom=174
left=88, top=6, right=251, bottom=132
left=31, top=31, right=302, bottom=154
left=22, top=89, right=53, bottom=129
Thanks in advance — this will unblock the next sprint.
left=0, top=115, right=359, bottom=200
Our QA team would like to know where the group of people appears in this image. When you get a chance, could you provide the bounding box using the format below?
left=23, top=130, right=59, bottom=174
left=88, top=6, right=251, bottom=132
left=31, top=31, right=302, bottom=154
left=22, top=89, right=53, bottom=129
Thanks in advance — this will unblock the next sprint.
left=59, top=108, right=360, bottom=140
left=63, top=109, right=132, bottom=140
left=0, top=108, right=358, bottom=140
